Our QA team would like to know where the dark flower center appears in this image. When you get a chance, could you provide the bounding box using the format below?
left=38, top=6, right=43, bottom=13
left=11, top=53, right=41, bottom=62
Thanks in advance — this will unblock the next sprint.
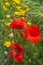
left=16, top=49, right=20, bottom=53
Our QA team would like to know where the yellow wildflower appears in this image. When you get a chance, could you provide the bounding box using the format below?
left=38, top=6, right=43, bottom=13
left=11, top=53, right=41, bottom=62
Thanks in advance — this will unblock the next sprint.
left=2, top=6, right=7, bottom=11
left=15, top=4, right=30, bottom=16
left=19, top=10, right=26, bottom=15
left=22, top=4, right=28, bottom=8
left=40, top=13, right=43, bottom=16
left=6, top=14, right=11, bottom=18
left=17, top=6, right=21, bottom=10
left=26, top=7, right=30, bottom=11
left=4, top=41, right=11, bottom=47
left=14, top=12, right=19, bottom=15
left=4, top=22, right=11, bottom=27
left=5, top=2, right=10, bottom=7
left=14, top=10, right=26, bottom=15
left=13, top=0, right=21, bottom=4
left=27, top=22, right=32, bottom=26
left=22, top=4, right=30, bottom=11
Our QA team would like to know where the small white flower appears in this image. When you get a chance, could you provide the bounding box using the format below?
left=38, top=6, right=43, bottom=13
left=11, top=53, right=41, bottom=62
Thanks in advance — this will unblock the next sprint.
left=4, top=51, right=8, bottom=55
left=9, top=32, right=14, bottom=38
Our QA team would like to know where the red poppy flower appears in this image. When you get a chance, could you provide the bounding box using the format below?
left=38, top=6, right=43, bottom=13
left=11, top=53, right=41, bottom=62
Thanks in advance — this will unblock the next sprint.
left=13, top=52, right=24, bottom=62
left=10, top=43, right=24, bottom=62
left=10, top=18, right=26, bottom=29
left=24, top=25, right=42, bottom=43
left=8, top=51, right=13, bottom=57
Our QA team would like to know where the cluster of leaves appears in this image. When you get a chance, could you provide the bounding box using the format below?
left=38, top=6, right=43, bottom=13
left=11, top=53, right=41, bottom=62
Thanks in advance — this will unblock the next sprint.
left=0, top=0, right=43, bottom=65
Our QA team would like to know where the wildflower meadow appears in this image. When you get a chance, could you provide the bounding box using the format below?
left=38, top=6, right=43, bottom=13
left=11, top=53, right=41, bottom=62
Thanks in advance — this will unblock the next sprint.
left=0, top=0, right=43, bottom=65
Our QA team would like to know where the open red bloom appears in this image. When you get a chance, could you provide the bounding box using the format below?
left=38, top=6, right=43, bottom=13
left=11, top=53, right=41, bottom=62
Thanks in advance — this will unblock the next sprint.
left=24, top=25, right=42, bottom=43
left=10, top=18, right=26, bottom=29
left=10, top=43, right=24, bottom=62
